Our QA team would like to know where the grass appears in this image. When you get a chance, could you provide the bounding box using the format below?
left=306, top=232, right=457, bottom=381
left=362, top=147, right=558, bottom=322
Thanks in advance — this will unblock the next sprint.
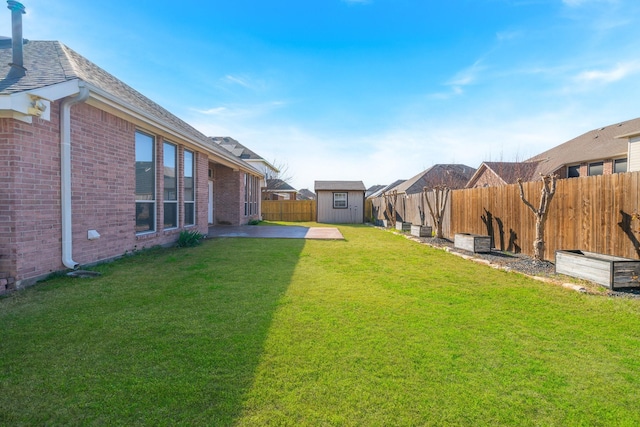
left=1, top=224, right=640, bottom=425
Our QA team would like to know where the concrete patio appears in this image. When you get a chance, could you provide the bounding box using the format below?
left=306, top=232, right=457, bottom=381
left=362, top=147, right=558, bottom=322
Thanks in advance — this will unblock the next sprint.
left=208, top=225, right=344, bottom=240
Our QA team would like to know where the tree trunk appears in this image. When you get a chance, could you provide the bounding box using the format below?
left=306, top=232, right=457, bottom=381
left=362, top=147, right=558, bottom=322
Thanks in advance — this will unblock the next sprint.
left=518, top=175, right=557, bottom=261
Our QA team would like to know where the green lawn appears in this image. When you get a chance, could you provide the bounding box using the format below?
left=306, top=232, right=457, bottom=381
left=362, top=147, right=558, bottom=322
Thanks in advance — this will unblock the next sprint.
left=1, top=224, right=640, bottom=426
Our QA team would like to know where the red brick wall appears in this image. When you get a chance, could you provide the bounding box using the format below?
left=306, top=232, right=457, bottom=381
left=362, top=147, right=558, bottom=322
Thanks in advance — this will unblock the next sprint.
left=212, top=164, right=242, bottom=225
left=1, top=101, right=225, bottom=289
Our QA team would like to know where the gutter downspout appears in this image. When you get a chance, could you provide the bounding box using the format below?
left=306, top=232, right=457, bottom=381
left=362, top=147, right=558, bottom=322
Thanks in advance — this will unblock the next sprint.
left=60, top=82, right=89, bottom=269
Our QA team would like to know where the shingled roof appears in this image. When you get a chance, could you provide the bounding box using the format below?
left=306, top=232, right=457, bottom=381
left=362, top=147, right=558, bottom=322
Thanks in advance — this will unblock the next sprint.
left=527, top=117, right=640, bottom=175
left=391, top=164, right=476, bottom=195
left=314, top=181, right=366, bottom=192
left=0, top=40, right=259, bottom=174
left=465, top=161, right=543, bottom=188
left=210, top=136, right=264, bottom=160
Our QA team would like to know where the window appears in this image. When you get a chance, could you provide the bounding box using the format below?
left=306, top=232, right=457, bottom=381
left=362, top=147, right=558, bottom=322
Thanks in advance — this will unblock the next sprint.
left=135, top=131, right=155, bottom=233
left=333, top=192, right=348, bottom=209
left=163, top=142, right=178, bottom=229
left=567, top=165, right=580, bottom=178
left=588, top=162, right=603, bottom=176
left=184, top=150, right=195, bottom=226
left=614, top=158, right=627, bottom=174
left=244, top=174, right=259, bottom=216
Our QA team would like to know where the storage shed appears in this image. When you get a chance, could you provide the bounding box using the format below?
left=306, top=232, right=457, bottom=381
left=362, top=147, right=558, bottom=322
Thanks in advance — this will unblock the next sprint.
left=314, top=181, right=366, bottom=224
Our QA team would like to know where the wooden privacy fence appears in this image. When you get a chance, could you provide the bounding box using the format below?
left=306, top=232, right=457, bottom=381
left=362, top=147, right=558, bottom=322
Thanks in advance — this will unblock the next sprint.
left=367, top=191, right=452, bottom=234
left=367, top=171, right=640, bottom=261
left=450, top=171, right=640, bottom=261
left=262, top=200, right=316, bottom=222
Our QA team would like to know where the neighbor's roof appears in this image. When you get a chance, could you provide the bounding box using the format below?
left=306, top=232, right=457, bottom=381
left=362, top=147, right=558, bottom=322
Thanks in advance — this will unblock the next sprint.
left=297, top=188, right=316, bottom=200
left=368, top=179, right=407, bottom=198
left=527, top=117, right=640, bottom=175
left=0, top=40, right=260, bottom=175
left=266, top=179, right=296, bottom=192
left=365, top=184, right=386, bottom=198
left=465, top=161, right=543, bottom=187
left=393, top=164, right=476, bottom=194
left=315, top=181, right=366, bottom=191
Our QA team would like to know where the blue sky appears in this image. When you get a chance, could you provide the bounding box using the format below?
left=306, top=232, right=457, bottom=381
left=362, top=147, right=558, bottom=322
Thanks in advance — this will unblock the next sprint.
left=19, top=0, right=640, bottom=190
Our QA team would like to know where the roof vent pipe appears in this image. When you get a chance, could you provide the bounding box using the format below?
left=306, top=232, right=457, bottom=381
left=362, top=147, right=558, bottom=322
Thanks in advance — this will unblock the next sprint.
left=7, top=0, right=26, bottom=78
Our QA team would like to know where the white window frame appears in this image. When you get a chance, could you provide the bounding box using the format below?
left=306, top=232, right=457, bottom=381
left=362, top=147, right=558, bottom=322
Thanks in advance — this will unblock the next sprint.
left=135, top=130, right=156, bottom=234
left=184, top=149, right=196, bottom=226
left=163, top=141, right=178, bottom=230
left=333, top=192, right=348, bottom=209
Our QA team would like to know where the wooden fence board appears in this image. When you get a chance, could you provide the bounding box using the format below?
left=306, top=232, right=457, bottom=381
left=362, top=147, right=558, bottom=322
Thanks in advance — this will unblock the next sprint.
left=261, top=200, right=316, bottom=222
left=369, top=171, right=640, bottom=261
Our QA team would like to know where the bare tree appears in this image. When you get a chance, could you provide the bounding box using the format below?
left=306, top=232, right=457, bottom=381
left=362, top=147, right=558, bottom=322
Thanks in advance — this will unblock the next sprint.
left=264, top=158, right=293, bottom=183
left=382, top=190, right=398, bottom=228
left=517, top=174, right=557, bottom=261
left=423, top=185, right=450, bottom=239
left=263, top=159, right=296, bottom=200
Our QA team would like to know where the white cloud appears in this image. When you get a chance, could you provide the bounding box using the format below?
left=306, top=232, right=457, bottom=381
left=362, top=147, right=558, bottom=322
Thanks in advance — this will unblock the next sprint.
left=191, top=101, right=287, bottom=119
left=223, top=75, right=253, bottom=88
left=575, top=61, right=640, bottom=84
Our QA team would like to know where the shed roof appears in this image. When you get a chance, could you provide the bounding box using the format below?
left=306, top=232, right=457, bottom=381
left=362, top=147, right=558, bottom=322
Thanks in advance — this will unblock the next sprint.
left=315, top=181, right=366, bottom=191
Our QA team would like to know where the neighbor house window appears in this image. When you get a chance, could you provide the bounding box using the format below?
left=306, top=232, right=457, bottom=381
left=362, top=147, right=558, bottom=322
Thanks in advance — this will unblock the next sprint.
left=163, top=141, right=178, bottom=229
left=135, top=131, right=156, bottom=233
left=567, top=165, right=580, bottom=178
left=184, top=150, right=195, bottom=226
left=614, top=158, right=627, bottom=174
left=333, top=192, right=348, bottom=209
left=588, top=161, right=603, bottom=176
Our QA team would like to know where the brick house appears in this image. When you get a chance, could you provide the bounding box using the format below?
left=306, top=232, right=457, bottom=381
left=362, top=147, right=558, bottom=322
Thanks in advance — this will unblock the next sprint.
left=467, top=117, right=640, bottom=188
left=0, top=5, right=262, bottom=290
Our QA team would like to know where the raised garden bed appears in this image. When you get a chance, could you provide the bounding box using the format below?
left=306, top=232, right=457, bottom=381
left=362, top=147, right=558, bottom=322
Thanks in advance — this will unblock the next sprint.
left=454, top=233, right=491, bottom=253
left=555, top=250, right=640, bottom=290
left=395, top=222, right=411, bottom=232
left=410, top=225, right=432, bottom=237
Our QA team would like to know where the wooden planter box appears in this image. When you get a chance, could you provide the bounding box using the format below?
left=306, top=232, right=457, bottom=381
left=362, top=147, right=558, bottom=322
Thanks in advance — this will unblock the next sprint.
left=410, top=225, right=432, bottom=237
left=454, top=233, right=491, bottom=253
left=395, top=222, right=411, bottom=232
left=555, top=250, right=640, bottom=290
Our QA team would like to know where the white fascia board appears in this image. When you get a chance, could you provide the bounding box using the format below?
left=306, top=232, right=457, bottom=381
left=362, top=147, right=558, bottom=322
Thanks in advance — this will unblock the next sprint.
left=85, top=83, right=260, bottom=175
left=0, top=79, right=82, bottom=122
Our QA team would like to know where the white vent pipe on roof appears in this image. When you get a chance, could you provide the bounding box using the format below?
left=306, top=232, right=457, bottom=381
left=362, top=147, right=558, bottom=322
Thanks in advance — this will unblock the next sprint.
left=60, top=82, right=89, bottom=270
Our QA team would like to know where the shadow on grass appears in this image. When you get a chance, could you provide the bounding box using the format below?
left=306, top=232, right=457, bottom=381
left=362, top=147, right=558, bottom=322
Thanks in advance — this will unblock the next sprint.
left=0, top=238, right=304, bottom=425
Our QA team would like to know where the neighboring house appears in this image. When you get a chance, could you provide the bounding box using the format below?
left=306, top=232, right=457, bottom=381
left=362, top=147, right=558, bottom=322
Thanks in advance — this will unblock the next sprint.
left=0, top=7, right=263, bottom=289
left=391, top=164, right=476, bottom=195
left=297, top=188, right=316, bottom=200
left=468, top=118, right=640, bottom=188
left=315, top=181, right=366, bottom=224
left=365, top=184, right=386, bottom=198
left=210, top=136, right=278, bottom=187
left=615, top=128, right=640, bottom=172
left=367, top=179, right=407, bottom=199
left=526, top=117, right=640, bottom=179
left=466, top=161, right=542, bottom=188
left=264, top=179, right=297, bottom=200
